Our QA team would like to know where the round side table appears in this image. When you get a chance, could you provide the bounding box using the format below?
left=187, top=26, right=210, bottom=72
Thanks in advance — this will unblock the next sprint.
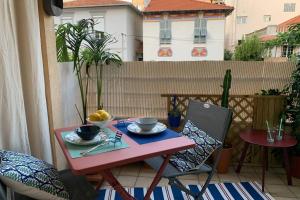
left=235, top=129, right=297, bottom=192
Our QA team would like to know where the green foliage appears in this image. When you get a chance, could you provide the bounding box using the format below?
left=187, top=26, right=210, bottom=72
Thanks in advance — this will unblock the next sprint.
left=221, top=69, right=232, bottom=108
left=168, top=96, right=181, bottom=117
left=263, top=23, right=300, bottom=58
left=224, top=49, right=233, bottom=60
left=258, top=89, right=284, bottom=96
left=168, top=108, right=181, bottom=117
left=56, top=24, right=72, bottom=62
left=281, top=24, right=300, bottom=48
left=84, top=32, right=122, bottom=109
left=285, top=61, right=300, bottom=156
left=280, top=25, right=300, bottom=155
left=55, top=19, right=122, bottom=123
left=234, top=35, right=264, bottom=61
left=56, top=19, right=95, bottom=124
left=264, top=39, right=279, bottom=49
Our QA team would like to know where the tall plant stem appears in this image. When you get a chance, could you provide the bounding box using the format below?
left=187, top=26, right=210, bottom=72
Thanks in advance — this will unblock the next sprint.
left=96, top=65, right=101, bottom=110
left=96, top=64, right=104, bottom=110
left=84, top=72, right=89, bottom=124
left=75, top=60, right=87, bottom=124
left=75, top=104, right=83, bottom=123
left=99, top=64, right=104, bottom=109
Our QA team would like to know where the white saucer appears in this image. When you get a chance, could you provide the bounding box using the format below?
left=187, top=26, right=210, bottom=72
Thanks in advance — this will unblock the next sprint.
left=64, top=132, right=106, bottom=146
left=127, top=122, right=167, bottom=135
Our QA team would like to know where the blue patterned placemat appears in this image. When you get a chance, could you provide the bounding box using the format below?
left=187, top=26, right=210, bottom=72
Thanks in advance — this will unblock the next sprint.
left=114, top=123, right=181, bottom=145
left=62, top=128, right=129, bottom=158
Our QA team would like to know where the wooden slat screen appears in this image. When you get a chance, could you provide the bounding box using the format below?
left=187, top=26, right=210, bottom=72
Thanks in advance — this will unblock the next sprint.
left=87, top=61, right=295, bottom=119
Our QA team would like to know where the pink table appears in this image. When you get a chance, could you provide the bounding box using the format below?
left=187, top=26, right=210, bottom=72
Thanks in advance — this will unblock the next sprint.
left=55, top=122, right=195, bottom=200
left=235, top=129, right=297, bottom=192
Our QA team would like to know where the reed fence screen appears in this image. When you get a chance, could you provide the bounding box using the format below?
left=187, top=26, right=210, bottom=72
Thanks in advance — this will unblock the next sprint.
left=88, top=61, right=294, bottom=118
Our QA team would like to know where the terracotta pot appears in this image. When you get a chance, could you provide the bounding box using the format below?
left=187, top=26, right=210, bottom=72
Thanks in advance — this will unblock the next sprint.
left=217, top=147, right=232, bottom=174
left=291, top=156, right=300, bottom=178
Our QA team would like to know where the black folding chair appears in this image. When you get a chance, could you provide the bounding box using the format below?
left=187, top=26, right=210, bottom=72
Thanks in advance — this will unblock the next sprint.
left=145, top=100, right=232, bottom=200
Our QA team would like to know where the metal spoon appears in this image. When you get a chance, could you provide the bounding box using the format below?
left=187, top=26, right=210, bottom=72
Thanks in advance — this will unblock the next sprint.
left=80, top=138, right=113, bottom=156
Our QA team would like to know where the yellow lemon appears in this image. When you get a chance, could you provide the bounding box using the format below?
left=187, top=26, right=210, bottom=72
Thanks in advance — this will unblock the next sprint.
left=94, top=109, right=110, bottom=121
left=89, top=113, right=101, bottom=121
left=96, top=110, right=105, bottom=115
left=100, top=111, right=110, bottom=121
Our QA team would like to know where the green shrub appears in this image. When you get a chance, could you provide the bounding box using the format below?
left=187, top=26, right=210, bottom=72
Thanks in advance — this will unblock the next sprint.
left=224, top=49, right=233, bottom=60
left=234, top=35, right=264, bottom=61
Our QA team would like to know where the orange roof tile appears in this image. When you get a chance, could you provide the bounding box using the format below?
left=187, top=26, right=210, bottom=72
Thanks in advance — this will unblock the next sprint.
left=64, top=0, right=131, bottom=8
left=144, top=0, right=233, bottom=14
left=260, top=35, right=277, bottom=42
left=277, top=15, right=300, bottom=32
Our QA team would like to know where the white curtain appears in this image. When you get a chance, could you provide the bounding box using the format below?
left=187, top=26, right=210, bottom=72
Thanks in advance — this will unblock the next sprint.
left=0, top=0, right=52, bottom=163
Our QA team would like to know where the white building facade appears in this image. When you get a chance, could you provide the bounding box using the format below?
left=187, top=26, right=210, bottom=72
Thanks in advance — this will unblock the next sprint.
left=224, top=0, right=300, bottom=50
left=142, top=1, right=233, bottom=61
left=246, top=15, right=300, bottom=59
left=55, top=1, right=143, bottom=61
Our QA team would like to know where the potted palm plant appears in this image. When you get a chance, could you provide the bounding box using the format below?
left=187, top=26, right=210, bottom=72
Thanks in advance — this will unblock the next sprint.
left=84, top=32, right=122, bottom=109
left=217, top=69, right=233, bottom=173
left=56, top=19, right=122, bottom=124
left=56, top=19, right=95, bottom=124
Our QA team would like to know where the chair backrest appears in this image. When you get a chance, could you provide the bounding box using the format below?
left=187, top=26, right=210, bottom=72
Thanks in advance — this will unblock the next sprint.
left=184, top=100, right=233, bottom=143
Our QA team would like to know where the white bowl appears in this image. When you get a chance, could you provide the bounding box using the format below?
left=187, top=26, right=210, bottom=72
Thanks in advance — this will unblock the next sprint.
left=87, top=116, right=114, bottom=128
left=135, top=117, right=158, bottom=131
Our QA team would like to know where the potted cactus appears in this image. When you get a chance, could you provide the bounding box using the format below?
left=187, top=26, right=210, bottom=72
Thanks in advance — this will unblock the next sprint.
left=168, top=96, right=181, bottom=128
left=217, top=69, right=233, bottom=173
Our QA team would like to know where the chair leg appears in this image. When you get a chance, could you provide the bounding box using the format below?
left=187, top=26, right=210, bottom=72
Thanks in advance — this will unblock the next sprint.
left=6, top=187, right=15, bottom=200
left=196, top=171, right=214, bottom=200
left=168, top=177, right=197, bottom=198
left=197, top=148, right=222, bottom=199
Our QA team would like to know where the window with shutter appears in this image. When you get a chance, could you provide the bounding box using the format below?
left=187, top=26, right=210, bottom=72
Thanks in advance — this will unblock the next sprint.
left=194, top=18, right=201, bottom=43
left=284, top=3, right=296, bottom=12
left=160, top=19, right=171, bottom=44
left=194, top=18, right=207, bottom=43
left=237, top=16, right=247, bottom=24
left=92, top=15, right=105, bottom=32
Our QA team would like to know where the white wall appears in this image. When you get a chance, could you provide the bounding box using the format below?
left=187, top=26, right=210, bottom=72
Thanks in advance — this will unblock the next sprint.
left=56, top=62, right=82, bottom=170
left=143, top=18, right=225, bottom=61
left=54, top=6, right=142, bottom=61
left=124, top=7, right=143, bottom=61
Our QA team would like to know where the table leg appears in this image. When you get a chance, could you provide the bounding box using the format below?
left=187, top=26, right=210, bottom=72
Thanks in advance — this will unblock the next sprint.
left=261, top=147, right=268, bottom=192
left=85, top=174, right=105, bottom=190
left=236, top=142, right=250, bottom=173
left=283, top=148, right=293, bottom=185
left=100, top=170, right=135, bottom=200
left=144, top=154, right=172, bottom=200
left=266, top=148, right=269, bottom=171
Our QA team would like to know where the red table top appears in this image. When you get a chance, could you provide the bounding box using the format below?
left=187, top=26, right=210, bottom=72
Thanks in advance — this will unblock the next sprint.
left=240, top=129, right=297, bottom=148
left=54, top=122, right=195, bottom=175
